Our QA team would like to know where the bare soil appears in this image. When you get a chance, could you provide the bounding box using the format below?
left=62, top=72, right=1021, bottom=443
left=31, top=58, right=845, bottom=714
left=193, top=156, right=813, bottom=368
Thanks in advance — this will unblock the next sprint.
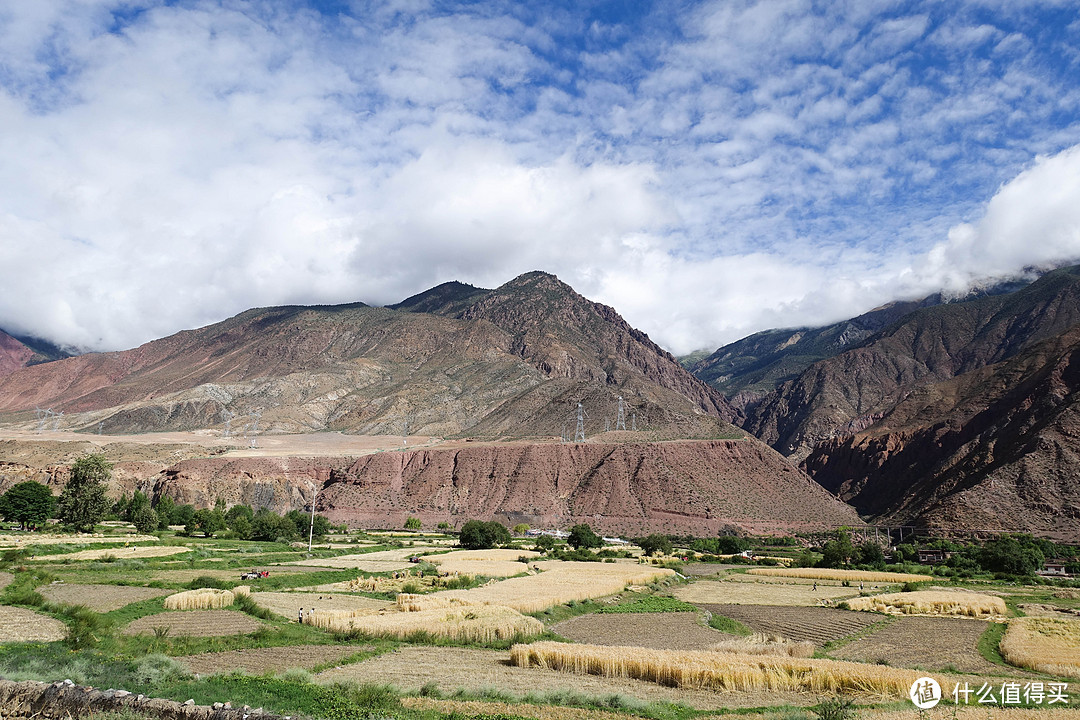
left=123, top=610, right=266, bottom=637
left=177, top=644, right=372, bottom=675
left=700, top=604, right=882, bottom=645
left=250, top=591, right=392, bottom=619
left=0, top=606, right=66, bottom=642
left=38, top=583, right=170, bottom=612
left=552, top=612, right=733, bottom=650
left=833, top=617, right=1032, bottom=676
left=0, top=572, right=12, bottom=591
left=33, top=546, right=190, bottom=562
left=314, top=646, right=812, bottom=711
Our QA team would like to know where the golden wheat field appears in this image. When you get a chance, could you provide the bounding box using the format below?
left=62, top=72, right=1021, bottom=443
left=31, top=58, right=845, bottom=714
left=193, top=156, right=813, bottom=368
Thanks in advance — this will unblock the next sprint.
left=674, top=578, right=856, bottom=606
left=0, top=533, right=160, bottom=547
left=38, top=583, right=170, bottom=612
left=423, top=562, right=674, bottom=613
left=303, top=603, right=543, bottom=643
left=1000, top=617, right=1080, bottom=679
left=251, top=591, right=392, bottom=618
left=510, top=641, right=947, bottom=698
left=164, top=587, right=235, bottom=610
left=845, top=590, right=1007, bottom=618
left=420, top=548, right=541, bottom=577
left=746, top=568, right=928, bottom=583
left=30, top=545, right=191, bottom=561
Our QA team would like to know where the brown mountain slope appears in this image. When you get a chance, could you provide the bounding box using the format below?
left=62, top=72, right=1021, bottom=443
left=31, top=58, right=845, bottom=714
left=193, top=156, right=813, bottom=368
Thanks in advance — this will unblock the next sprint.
left=0, top=331, right=34, bottom=379
left=150, top=439, right=860, bottom=535
left=744, top=266, right=1080, bottom=460
left=803, top=325, right=1080, bottom=540
left=0, top=273, right=736, bottom=439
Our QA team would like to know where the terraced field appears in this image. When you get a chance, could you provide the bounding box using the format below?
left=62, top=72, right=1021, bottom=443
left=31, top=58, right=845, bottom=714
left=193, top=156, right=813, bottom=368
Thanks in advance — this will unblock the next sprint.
left=552, top=611, right=731, bottom=650
left=123, top=610, right=267, bottom=637
left=178, top=644, right=373, bottom=675
left=699, top=604, right=883, bottom=645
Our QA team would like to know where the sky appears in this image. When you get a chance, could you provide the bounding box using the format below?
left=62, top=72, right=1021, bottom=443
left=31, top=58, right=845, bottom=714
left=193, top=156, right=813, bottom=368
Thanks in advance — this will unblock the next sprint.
left=1, top=0, right=1080, bottom=356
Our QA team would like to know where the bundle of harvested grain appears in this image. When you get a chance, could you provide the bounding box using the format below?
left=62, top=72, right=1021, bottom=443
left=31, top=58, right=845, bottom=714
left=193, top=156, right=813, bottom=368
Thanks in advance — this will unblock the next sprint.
left=747, top=568, right=928, bottom=583
left=305, top=604, right=543, bottom=643
left=845, top=591, right=1005, bottom=618
left=510, top=641, right=946, bottom=697
left=163, top=588, right=234, bottom=610
left=709, top=633, right=815, bottom=658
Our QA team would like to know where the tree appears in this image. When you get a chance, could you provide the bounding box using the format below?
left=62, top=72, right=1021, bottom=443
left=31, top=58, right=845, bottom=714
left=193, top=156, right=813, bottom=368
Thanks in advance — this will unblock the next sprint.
left=978, top=536, right=1044, bottom=576
left=817, top=529, right=855, bottom=569
left=533, top=534, right=556, bottom=553
left=716, top=534, right=749, bottom=555
left=125, top=491, right=151, bottom=523
left=567, top=523, right=603, bottom=550
left=154, top=495, right=175, bottom=529
left=857, top=541, right=885, bottom=568
left=251, top=509, right=297, bottom=542
left=132, top=504, right=159, bottom=534
left=637, top=534, right=673, bottom=557
left=187, top=507, right=225, bottom=538
left=513, top=523, right=530, bottom=536
left=0, top=481, right=56, bottom=530
left=404, top=516, right=422, bottom=530
left=459, top=520, right=511, bottom=550
left=170, top=503, right=196, bottom=528
left=56, top=454, right=112, bottom=532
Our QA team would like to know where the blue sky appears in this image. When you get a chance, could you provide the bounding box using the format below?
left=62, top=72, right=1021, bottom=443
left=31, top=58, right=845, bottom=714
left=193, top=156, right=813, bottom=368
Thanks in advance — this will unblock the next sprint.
left=1, top=0, right=1079, bottom=355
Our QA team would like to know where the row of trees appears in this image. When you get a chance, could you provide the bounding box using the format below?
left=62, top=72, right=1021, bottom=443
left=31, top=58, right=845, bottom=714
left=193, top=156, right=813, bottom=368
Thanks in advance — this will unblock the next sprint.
left=0, top=454, right=334, bottom=542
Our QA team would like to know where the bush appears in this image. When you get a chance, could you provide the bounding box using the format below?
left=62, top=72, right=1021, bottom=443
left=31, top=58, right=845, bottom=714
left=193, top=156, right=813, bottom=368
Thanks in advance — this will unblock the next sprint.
left=63, top=605, right=111, bottom=649
left=404, top=516, right=422, bottom=530
left=186, top=575, right=231, bottom=590
left=459, top=520, right=511, bottom=550
left=568, top=524, right=603, bottom=550
left=533, top=535, right=557, bottom=553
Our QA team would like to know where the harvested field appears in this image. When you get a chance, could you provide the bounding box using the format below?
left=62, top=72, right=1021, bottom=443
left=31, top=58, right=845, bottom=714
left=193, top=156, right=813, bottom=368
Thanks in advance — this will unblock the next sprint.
left=747, top=568, right=927, bottom=583
left=511, top=641, right=948, bottom=698
left=0, top=605, right=67, bottom=642
left=123, top=610, right=266, bottom=637
left=304, top=604, right=543, bottom=643
left=846, top=591, right=1007, bottom=618
left=0, top=533, right=159, bottom=547
left=282, top=548, right=441, bottom=570
left=164, top=588, right=234, bottom=610
left=699, top=604, right=882, bottom=646
left=421, top=548, right=540, bottom=578
left=250, top=591, right=392, bottom=619
left=177, top=644, right=370, bottom=675
left=402, top=697, right=639, bottom=720
left=422, top=562, right=674, bottom=614
left=833, top=616, right=1013, bottom=675
left=681, top=563, right=741, bottom=577
left=675, top=579, right=856, bottom=606
left=151, top=567, right=321, bottom=583
left=315, top=646, right=808, bottom=710
left=1001, top=617, right=1080, bottom=679
left=34, top=545, right=190, bottom=562
left=553, top=612, right=731, bottom=650
left=1019, top=603, right=1080, bottom=618
left=0, top=572, right=12, bottom=591
left=862, top=709, right=1080, bottom=720
left=38, top=583, right=170, bottom=611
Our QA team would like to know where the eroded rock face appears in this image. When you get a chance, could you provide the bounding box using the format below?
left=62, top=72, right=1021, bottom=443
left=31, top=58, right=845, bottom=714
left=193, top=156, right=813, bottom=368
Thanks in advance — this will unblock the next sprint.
left=803, top=326, right=1080, bottom=541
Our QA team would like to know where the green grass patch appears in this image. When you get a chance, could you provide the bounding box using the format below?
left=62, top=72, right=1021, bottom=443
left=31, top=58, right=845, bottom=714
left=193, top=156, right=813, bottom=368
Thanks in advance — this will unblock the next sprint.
left=596, top=594, right=698, bottom=613
left=706, top=611, right=753, bottom=636
left=977, top=621, right=1008, bottom=667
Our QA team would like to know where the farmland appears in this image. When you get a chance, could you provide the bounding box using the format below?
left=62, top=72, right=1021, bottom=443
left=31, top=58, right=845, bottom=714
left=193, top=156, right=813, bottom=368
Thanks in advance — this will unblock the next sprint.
left=1, top=521, right=1078, bottom=720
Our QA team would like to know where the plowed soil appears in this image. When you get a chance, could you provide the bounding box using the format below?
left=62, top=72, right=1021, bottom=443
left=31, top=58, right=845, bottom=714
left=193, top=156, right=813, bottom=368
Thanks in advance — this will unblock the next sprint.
left=177, top=644, right=371, bottom=675
left=123, top=610, right=265, bottom=637
left=552, top=612, right=732, bottom=650
left=250, top=591, right=391, bottom=619
left=314, top=646, right=810, bottom=710
left=833, top=616, right=1029, bottom=676
left=38, top=583, right=170, bottom=612
left=700, top=604, right=882, bottom=645
left=0, top=606, right=66, bottom=642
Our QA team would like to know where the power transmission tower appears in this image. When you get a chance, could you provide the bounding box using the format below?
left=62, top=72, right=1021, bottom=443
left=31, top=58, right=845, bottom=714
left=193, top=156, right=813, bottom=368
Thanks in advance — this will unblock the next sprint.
left=631, top=413, right=636, bottom=432
left=52, top=411, right=63, bottom=431
left=402, top=418, right=409, bottom=447
left=574, top=403, right=586, bottom=443
left=221, top=408, right=235, bottom=438
left=34, top=408, right=48, bottom=434
left=615, top=396, right=626, bottom=431
left=561, top=421, right=568, bottom=443
left=245, top=409, right=262, bottom=449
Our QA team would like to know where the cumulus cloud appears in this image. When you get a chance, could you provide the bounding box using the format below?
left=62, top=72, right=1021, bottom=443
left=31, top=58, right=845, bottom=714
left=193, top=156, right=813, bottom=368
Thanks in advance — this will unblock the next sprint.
left=0, top=0, right=1079, bottom=357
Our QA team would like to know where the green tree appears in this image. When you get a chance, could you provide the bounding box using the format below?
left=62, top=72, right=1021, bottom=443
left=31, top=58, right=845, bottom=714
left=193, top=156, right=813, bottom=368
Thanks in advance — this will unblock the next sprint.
left=154, top=495, right=175, bottom=529
left=459, top=520, right=511, bottom=550
left=637, top=534, right=673, bottom=557
left=187, top=507, right=226, bottom=538
left=56, top=455, right=112, bottom=532
left=978, top=536, right=1044, bottom=576
left=131, top=504, right=159, bottom=534
left=170, top=503, right=196, bottom=528
left=716, top=534, right=749, bottom=554
left=567, top=523, right=603, bottom=550
left=857, top=541, right=886, bottom=568
left=0, top=481, right=56, bottom=530
left=533, top=534, right=557, bottom=553
left=818, top=529, right=856, bottom=569
left=251, top=509, right=298, bottom=542
left=404, top=516, right=422, bottom=530
left=513, top=523, right=530, bottom=535
left=125, top=491, right=151, bottom=523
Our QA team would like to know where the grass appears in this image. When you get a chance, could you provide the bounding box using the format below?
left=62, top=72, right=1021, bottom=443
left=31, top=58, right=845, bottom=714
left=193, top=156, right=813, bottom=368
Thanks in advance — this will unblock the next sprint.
left=999, top=617, right=1080, bottom=679
left=510, top=641, right=949, bottom=697
left=705, top=611, right=753, bottom=636
left=976, top=621, right=1008, bottom=667
left=595, top=595, right=697, bottom=614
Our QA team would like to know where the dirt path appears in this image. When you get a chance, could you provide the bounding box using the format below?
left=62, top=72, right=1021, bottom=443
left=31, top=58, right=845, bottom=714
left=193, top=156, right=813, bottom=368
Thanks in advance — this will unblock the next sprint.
left=314, top=646, right=812, bottom=710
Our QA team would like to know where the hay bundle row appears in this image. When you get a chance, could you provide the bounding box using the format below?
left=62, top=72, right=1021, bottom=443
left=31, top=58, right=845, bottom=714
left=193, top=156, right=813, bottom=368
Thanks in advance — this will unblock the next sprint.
left=164, top=588, right=235, bottom=611
left=747, top=568, right=928, bottom=583
left=304, top=603, right=543, bottom=643
left=845, top=590, right=1006, bottom=618
left=510, top=641, right=947, bottom=698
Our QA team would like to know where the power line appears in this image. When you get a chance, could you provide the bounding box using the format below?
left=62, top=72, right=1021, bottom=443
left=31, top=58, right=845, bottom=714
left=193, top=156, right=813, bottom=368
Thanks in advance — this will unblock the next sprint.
left=615, top=396, right=626, bottom=431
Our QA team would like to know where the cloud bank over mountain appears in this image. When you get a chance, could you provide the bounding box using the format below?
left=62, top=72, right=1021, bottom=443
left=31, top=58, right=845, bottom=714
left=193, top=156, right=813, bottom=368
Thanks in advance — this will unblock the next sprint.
left=1, top=1, right=1078, bottom=354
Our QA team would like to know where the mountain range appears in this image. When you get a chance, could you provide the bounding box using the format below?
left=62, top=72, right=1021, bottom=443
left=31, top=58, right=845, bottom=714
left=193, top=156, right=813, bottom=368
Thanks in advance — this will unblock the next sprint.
left=2, top=267, right=1079, bottom=539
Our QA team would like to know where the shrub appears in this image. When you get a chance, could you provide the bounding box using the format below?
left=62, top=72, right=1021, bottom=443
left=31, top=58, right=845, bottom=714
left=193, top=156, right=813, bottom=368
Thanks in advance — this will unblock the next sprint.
left=459, top=520, right=511, bottom=550
left=568, top=524, right=603, bottom=550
